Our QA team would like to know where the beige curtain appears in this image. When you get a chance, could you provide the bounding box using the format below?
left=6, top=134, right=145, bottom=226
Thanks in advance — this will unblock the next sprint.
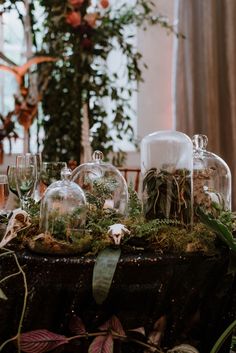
left=174, top=0, right=236, bottom=210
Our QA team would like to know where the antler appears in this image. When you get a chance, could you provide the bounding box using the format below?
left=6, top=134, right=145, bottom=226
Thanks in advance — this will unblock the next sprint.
left=0, top=56, right=57, bottom=85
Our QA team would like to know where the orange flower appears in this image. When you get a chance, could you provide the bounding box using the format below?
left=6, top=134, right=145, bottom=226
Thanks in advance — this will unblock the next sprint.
left=69, top=0, right=84, bottom=7
left=66, top=11, right=82, bottom=28
left=100, top=0, right=109, bottom=9
left=84, top=13, right=98, bottom=28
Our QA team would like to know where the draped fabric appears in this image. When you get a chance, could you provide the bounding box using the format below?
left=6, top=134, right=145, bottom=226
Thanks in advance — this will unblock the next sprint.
left=174, top=0, right=236, bottom=210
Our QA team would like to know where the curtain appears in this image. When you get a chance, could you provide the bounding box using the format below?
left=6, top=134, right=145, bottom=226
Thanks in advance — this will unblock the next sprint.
left=174, top=0, right=236, bottom=210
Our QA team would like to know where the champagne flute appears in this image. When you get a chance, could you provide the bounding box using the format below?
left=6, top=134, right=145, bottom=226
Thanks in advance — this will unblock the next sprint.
left=26, top=152, right=42, bottom=202
left=7, top=166, right=18, bottom=197
left=0, top=175, right=9, bottom=214
left=15, top=154, right=37, bottom=211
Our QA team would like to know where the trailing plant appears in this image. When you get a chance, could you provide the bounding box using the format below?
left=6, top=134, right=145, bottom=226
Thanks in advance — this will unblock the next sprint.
left=6, top=314, right=199, bottom=353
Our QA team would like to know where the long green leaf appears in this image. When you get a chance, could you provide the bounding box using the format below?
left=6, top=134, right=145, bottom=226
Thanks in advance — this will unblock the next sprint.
left=92, top=248, right=121, bottom=305
left=198, top=208, right=236, bottom=252
left=210, top=320, right=236, bottom=353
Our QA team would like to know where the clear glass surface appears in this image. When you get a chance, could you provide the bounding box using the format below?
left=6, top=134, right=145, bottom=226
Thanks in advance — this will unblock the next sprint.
left=33, top=152, right=43, bottom=202
left=192, top=134, right=231, bottom=213
left=40, top=162, right=67, bottom=187
left=0, top=175, right=9, bottom=213
left=40, top=168, right=87, bottom=242
left=7, top=165, right=18, bottom=197
left=141, top=130, right=193, bottom=224
left=15, top=154, right=37, bottom=211
left=71, top=151, right=128, bottom=215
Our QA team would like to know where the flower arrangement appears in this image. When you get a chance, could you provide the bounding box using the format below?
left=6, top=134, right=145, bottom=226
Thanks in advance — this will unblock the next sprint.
left=1, top=0, right=175, bottom=162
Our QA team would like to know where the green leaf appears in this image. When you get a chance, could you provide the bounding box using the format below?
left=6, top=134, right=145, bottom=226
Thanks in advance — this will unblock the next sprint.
left=210, top=320, right=236, bottom=353
left=92, top=248, right=121, bottom=305
left=0, top=288, right=7, bottom=300
left=198, top=208, right=236, bottom=252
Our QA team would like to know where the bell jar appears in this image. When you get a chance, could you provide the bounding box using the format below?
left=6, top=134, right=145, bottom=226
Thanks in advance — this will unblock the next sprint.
left=71, top=150, right=128, bottom=215
left=141, top=130, right=193, bottom=224
left=40, top=168, right=87, bottom=242
left=192, top=134, right=231, bottom=215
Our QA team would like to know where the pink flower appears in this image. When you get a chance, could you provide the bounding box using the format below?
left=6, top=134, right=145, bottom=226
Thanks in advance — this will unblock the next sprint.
left=84, top=13, right=98, bottom=28
left=66, top=11, right=82, bottom=28
left=69, top=0, right=84, bottom=7
left=100, top=0, right=109, bottom=9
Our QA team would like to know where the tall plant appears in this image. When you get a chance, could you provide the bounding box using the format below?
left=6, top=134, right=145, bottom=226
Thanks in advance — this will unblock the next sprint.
left=1, top=0, right=174, bottom=162
left=37, top=0, right=174, bottom=162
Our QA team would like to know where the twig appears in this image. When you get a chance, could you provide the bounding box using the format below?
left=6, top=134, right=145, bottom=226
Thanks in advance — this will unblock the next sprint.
left=67, top=331, right=164, bottom=353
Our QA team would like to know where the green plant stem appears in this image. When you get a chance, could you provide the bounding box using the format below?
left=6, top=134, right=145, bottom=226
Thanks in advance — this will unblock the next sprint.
left=0, top=335, right=18, bottom=351
left=0, top=248, right=28, bottom=353
left=0, top=270, right=21, bottom=284
left=210, top=320, right=236, bottom=353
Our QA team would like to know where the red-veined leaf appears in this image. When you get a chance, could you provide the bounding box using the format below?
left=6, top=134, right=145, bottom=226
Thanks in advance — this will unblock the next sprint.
left=110, top=316, right=125, bottom=335
left=99, top=316, right=125, bottom=336
left=88, top=334, right=113, bottom=353
left=69, top=316, right=86, bottom=335
left=20, top=329, right=68, bottom=353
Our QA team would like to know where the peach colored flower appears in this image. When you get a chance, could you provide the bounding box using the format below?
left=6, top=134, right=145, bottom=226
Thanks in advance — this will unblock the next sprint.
left=66, top=11, right=82, bottom=28
left=84, top=13, right=98, bottom=28
left=100, top=0, right=109, bottom=9
left=69, top=0, right=84, bottom=7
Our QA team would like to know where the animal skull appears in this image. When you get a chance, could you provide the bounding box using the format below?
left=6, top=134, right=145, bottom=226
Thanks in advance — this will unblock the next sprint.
left=108, top=223, right=130, bottom=245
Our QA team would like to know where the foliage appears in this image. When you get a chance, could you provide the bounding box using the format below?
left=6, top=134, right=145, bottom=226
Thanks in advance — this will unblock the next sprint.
left=13, top=0, right=174, bottom=162
left=143, top=168, right=192, bottom=224
left=209, top=319, right=236, bottom=353
left=14, top=315, right=198, bottom=353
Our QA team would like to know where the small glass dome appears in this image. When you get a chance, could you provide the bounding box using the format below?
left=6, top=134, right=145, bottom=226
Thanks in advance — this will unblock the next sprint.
left=192, top=134, right=231, bottom=214
left=40, top=168, right=87, bottom=242
left=141, top=130, right=193, bottom=224
left=71, top=151, right=128, bottom=215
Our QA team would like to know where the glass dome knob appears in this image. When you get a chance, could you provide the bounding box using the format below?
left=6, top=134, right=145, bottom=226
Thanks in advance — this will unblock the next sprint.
left=192, top=134, right=208, bottom=151
left=92, top=150, right=104, bottom=163
left=61, top=167, right=72, bottom=181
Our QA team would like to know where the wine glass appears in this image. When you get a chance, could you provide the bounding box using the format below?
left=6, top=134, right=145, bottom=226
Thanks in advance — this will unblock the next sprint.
left=15, top=154, right=37, bottom=211
left=0, top=175, right=9, bottom=214
left=40, top=162, right=67, bottom=188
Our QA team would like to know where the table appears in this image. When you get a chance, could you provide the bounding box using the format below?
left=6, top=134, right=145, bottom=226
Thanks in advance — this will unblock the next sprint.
left=0, top=248, right=235, bottom=353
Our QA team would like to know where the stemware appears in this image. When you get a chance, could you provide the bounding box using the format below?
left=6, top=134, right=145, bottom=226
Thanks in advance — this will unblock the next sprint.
left=7, top=166, right=18, bottom=197
left=0, top=175, right=9, bottom=214
left=33, top=152, right=42, bottom=202
left=15, top=154, right=37, bottom=210
left=40, top=162, right=67, bottom=187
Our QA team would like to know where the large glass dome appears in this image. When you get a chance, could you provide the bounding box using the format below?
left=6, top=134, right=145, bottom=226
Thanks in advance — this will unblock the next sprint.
left=192, top=134, right=231, bottom=215
left=71, top=151, right=128, bottom=215
left=40, top=168, right=87, bottom=242
left=141, top=130, right=193, bottom=224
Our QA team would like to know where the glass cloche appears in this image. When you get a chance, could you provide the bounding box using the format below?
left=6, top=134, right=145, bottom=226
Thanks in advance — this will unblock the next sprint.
left=192, top=134, right=231, bottom=215
left=141, top=130, right=193, bottom=224
left=71, top=151, right=128, bottom=215
left=40, top=168, right=87, bottom=242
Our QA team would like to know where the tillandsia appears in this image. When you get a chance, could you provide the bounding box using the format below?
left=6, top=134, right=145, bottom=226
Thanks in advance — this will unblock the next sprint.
left=193, top=168, right=225, bottom=219
left=142, top=168, right=192, bottom=224
left=85, top=176, right=119, bottom=210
